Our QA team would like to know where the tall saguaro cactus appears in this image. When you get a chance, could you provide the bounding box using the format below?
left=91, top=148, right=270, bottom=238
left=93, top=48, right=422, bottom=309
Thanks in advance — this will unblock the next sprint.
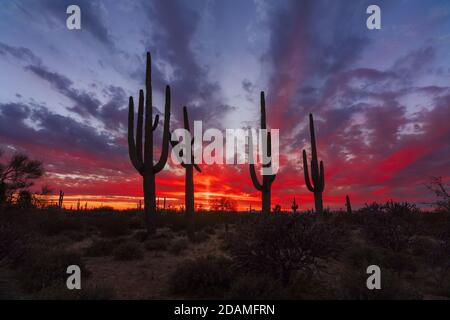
left=128, top=52, right=171, bottom=234
left=302, top=113, right=325, bottom=213
left=171, top=106, right=201, bottom=239
left=249, top=92, right=276, bottom=214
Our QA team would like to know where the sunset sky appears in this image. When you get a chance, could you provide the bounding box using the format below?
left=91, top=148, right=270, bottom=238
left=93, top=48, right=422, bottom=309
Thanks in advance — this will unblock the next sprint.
left=1, top=0, right=450, bottom=210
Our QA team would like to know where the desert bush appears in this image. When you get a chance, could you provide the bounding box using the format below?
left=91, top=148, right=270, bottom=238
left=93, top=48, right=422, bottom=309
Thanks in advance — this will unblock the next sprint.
left=17, top=249, right=88, bottom=293
left=168, top=255, right=233, bottom=298
left=229, top=215, right=342, bottom=285
left=85, top=239, right=119, bottom=257
left=363, top=211, right=417, bottom=252
left=169, top=239, right=188, bottom=255
left=113, top=242, right=143, bottom=261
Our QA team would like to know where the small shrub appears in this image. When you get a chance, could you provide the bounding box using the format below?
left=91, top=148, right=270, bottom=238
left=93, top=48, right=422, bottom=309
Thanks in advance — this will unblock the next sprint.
left=229, top=215, right=342, bottom=285
left=113, top=242, right=143, bottom=261
left=168, top=255, right=233, bottom=298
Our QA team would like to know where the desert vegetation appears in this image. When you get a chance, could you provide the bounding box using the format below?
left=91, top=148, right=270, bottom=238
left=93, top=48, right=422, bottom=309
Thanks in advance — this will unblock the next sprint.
left=1, top=198, right=450, bottom=299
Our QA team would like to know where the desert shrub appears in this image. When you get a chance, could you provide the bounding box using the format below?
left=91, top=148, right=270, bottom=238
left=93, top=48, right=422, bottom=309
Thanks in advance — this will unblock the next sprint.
left=113, top=242, right=143, bottom=261
left=226, top=274, right=286, bottom=300
left=85, top=239, right=119, bottom=257
left=168, top=255, right=233, bottom=298
left=364, top=211, right=417, bottom=252
left=169, top=239, right=188, bottom=255
left=145, top=238, right=170, bottom=251
left=336, top=267, right=421, bottom=300
left=17, top=249, right=88, bottom=293
left=229, top=215, right=342, bottom=285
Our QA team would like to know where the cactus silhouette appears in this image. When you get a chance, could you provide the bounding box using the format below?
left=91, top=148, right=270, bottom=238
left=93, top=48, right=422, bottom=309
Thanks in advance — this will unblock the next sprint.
left=302, top=113, right=325, bottom=213
left=58, top=190, right=64, bottom=209
left=171, top=106, right=201, bottom=239
left=346, top=195, right=352, bottom=214
left=128, top=52, right=171, bottom=234
left=291, top=197, right=298, bottom=213
left=249, top=92, right=276, bottom=214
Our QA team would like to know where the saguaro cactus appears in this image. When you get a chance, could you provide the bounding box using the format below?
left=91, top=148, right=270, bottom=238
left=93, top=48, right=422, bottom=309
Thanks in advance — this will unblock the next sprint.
left=345, top=195, right=352, bottom=214
left=302, top=113, right=325, bottom=213
left=128, top=52, right=171, bottom=234
left=291, top=197, right=298, bottom=213
left=58, top=190, right=64, bottom=209
left=171, top=106, right=201, bottom=239
left=249, top=92, right=276, bottom=214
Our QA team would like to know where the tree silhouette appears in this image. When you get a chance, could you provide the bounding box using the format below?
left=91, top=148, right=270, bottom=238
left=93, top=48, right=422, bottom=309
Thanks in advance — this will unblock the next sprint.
left=0, top=150, right=43, bottom=207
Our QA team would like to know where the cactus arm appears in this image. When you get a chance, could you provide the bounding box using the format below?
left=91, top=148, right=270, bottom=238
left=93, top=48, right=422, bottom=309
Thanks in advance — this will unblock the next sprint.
left=152, top=114, right=159, bottom=131
left=302, top=149, right=314, bottom=192
left=136, top=90, right=144, bottom=165
left=154, top=85, right=171, bottom=174
left=128, top=96, right=144, bottom=174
